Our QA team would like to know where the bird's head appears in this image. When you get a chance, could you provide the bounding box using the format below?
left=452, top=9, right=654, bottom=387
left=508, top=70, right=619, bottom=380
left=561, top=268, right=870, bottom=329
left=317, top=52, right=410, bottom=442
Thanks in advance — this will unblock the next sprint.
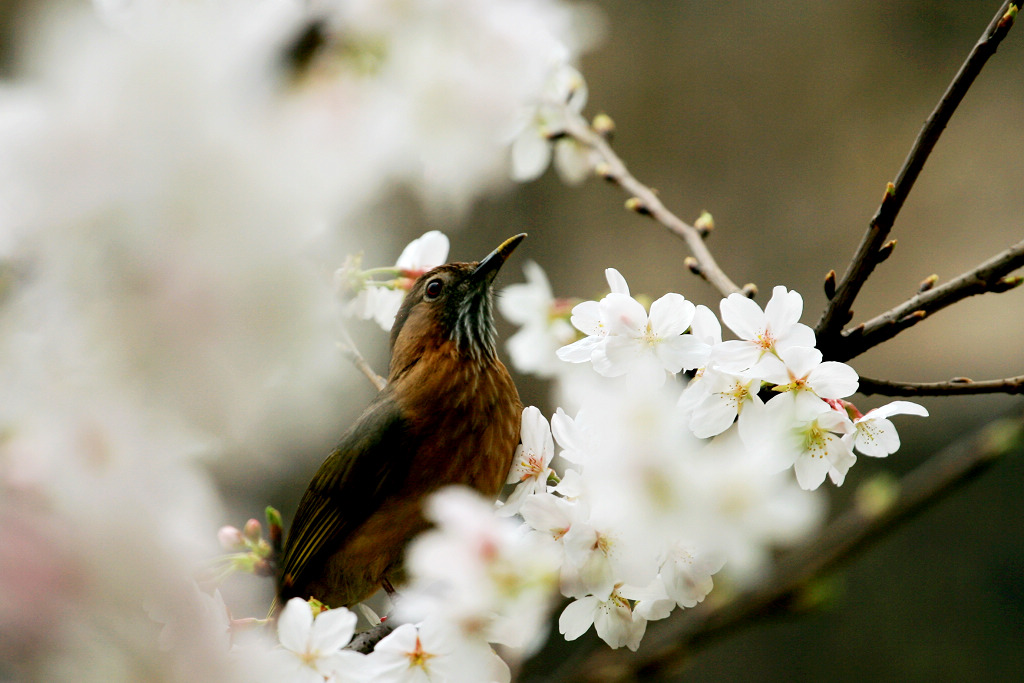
left=389, top=233, right=526, bottom=373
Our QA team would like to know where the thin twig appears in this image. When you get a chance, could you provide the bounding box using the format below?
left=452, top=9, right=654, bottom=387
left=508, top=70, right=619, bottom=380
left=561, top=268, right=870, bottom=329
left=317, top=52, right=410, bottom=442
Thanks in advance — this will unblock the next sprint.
left=553, top=412, right=1024, bottom=683
left=832, top=237, right=1024, bottom=361
left=859, top=374, right=1024, bottom=396
left=815, top=1, right=1018, bottom=352
left=338, top=327, right=387, bottom=391
left=561, top=112, right=744, bottom=298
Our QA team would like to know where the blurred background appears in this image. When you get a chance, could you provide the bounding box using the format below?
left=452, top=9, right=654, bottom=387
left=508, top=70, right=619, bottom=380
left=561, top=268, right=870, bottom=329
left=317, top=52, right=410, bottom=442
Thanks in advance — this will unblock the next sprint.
left=3, top=0, right=1022, bottom=680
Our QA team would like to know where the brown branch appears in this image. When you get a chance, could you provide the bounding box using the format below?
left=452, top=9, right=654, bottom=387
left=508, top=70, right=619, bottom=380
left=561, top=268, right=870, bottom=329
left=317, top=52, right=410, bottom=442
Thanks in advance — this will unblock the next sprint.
left=859, top=374, right=1024, bottom=396
left=561, top=112, right=745, bottom=299
left=347, top=619, right=396, bottom=654
left=553, top=411, right=1024, bottom=683
left=815, top=1, right=1018, bottom=351
left=831, top=237, right=1024, bottom=361
left=338, top=327, right=387, bottom=391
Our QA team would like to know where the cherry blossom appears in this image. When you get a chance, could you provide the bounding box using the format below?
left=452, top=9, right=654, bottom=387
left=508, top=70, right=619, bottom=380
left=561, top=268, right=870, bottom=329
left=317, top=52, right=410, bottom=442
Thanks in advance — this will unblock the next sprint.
left=714, top=285, right=817, bottom=374
left=499, top=407, right=556, bottom=516
left=846, top=400, right=929, bottom=457
left=511, top=63, right=593, bottom=183
left=558, top=588, right=647, bottom=651
left=365, top=620, right=510, bottom=683
left=275, top=599, right=368, bottom=683
left=498, top=260, right=577, bottom=377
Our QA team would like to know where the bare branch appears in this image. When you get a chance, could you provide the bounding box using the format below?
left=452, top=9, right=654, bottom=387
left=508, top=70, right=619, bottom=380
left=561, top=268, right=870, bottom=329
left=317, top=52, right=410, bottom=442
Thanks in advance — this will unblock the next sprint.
left=347, top=619, right=396, bottom=654
left=553, top=412, right=1024, bottom=683
left=338, top=327, right=387, bottom=391
left=859, top=374, right=1024, bottom=396
left=561, top=112, right=744, bottom=298
left=832, top=237, right=1024, bottom=361
left=815, top=1, right=1018, bottom=350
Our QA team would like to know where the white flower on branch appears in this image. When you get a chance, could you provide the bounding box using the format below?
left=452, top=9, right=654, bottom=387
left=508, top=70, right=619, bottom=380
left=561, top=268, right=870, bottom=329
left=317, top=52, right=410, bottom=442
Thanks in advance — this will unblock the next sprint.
left=714, top=285, right=817, bottom=375
left=511, top=62, right=595, bottom=184
left=342, top=230, right=451, bottom=331
left=275, top=599, right=368, bottom=683
left=557, top=270, right=706, bottom=385
left=845, top=400, right=929, bottom=457
left=498, top=260, right=578, bottom=377
left=365, top=620, right=510, bottom=683
left=558, top=588, right=647, bottom=652
left=499, top=406, right=556, bottom=516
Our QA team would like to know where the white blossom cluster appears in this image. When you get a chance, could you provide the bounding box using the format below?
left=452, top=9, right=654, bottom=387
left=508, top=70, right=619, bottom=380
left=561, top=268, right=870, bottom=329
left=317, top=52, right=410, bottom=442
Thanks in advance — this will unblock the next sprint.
left=0, top=0, right=593, bottom=680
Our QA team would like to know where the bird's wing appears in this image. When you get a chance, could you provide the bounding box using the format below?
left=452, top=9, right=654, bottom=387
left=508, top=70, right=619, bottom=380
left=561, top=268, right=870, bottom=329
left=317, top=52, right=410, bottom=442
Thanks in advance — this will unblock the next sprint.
left=277, top=390, right=416, bottom=597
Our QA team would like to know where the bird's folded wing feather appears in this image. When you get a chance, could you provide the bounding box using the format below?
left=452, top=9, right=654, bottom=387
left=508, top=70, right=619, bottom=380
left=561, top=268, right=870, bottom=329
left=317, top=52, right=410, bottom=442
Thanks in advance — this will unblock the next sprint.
left=278, top=390, right=415, bottom=593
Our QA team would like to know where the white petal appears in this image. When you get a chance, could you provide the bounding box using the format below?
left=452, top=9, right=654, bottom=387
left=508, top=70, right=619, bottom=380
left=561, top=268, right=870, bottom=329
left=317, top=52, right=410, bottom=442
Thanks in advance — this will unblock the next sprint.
left=558, top=597, right=598, bottom=641
left=601, top=293, right=648, bottom=337
left=308, top=607, right=357, bottom=653
left=711, top=339, right=762, bottom=373
left=649, top=293, right=696, bottom=337
left=521, top=405, right=555, bottom=464
left=592, top=335, right=639, bottom=378
left=554, top=138, right=593, bottom=185
left=777, top=322, right=817, bottom=350
left=863, top=400, right=929, bottom=420
left=511, top=127, right=552, bottom=182
left=779, top=346, right=823, bottom=379
left=763, top=286, right=803, bottom=331
left=277, top=598, right=313, bottom=653
left=719, top=293, right=765, bottom=340
left=396, top=230, right=449, bottom=270
left=794, top=451, right=830, bottom=491
left=808, top=361, right=859, bottom=399
left=604, top=267, right=630, bottom=295
left=655, top=334, right=708, bottom=374
left=690, top=304, right=722, bottom=345
left=568, top=299, right=603, bottom=336
left=557, top=335, right=602, bottom=363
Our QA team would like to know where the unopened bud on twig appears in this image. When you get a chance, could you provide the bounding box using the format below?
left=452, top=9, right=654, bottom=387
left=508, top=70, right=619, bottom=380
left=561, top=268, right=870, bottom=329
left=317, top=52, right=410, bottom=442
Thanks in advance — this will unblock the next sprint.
left=592, top=113, right=615, bottom=139
left=595, top=162, right=615, bottom=181
left=625, top=197, right=650, bottom=215
left=266, top=506, right=284, bottom=553
left=918, top=274, right=938, bottom=293
left=842, top=308, right=855, bottom=325
left=998, top=4, right=1017, bottom=31
left=741, top=283, right=758, bottom=298
left=243, top=519, right=262, bottom=544
left=823, top=270, right=837, bottom=300
left=876, top=239, right=897, bottom=263
left=882, top=181, right=896, bottom=201
left=898, top=310, right=927, bottom=325
left=684, top=256, right=701, bottom=276
left=950, top=376, right=974, bottom=384
left=694, top=210, right=714, bottom=237
left=218, top=526, right=245, bottom=551
left=992, top=275, right=1024, bottom=293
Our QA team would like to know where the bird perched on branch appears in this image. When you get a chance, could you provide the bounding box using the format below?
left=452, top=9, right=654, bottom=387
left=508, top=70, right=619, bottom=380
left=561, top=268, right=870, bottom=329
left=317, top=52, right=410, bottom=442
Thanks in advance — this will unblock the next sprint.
left=277, top=234, right=526, bottom=608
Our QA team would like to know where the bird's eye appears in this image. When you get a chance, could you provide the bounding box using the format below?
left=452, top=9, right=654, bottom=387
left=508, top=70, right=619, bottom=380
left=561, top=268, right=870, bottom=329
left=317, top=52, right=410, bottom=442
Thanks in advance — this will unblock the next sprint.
left=424, top=278, right=444, bottom=300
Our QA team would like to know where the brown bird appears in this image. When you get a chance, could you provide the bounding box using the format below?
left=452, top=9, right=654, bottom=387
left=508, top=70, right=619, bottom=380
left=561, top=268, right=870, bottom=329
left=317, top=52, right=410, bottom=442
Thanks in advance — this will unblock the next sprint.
left=277, top=234, right=526, bottom=608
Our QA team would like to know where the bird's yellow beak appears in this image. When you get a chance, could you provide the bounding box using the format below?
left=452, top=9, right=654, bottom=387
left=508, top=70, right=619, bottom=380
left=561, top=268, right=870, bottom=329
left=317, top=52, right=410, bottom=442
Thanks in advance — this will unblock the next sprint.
left=473, top=233, right=527, bottom=282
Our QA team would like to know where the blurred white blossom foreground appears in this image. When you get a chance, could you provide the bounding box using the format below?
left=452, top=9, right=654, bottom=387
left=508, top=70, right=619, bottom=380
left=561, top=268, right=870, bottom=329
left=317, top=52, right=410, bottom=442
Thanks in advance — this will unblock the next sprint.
left=0, top=0, right=595, bottom=680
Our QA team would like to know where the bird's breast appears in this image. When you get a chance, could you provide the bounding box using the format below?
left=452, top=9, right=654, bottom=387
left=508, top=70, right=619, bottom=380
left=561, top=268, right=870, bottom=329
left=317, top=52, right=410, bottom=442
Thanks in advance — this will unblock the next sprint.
left=393, top=348, right=523, bottom=499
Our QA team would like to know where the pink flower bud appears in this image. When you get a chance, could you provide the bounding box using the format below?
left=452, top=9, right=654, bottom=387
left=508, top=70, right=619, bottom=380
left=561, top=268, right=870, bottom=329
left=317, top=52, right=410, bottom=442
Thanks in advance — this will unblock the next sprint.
left=218, top=526, right=244, bottom=550
left=243, top=519, right=262, bottom=543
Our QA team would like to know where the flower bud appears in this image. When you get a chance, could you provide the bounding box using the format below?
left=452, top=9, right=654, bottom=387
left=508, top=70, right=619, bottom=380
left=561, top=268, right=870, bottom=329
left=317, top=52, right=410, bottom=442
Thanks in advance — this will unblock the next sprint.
left=218, top=526, right=245, bottom=551
left=243, top=518, right=262, bottom=544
